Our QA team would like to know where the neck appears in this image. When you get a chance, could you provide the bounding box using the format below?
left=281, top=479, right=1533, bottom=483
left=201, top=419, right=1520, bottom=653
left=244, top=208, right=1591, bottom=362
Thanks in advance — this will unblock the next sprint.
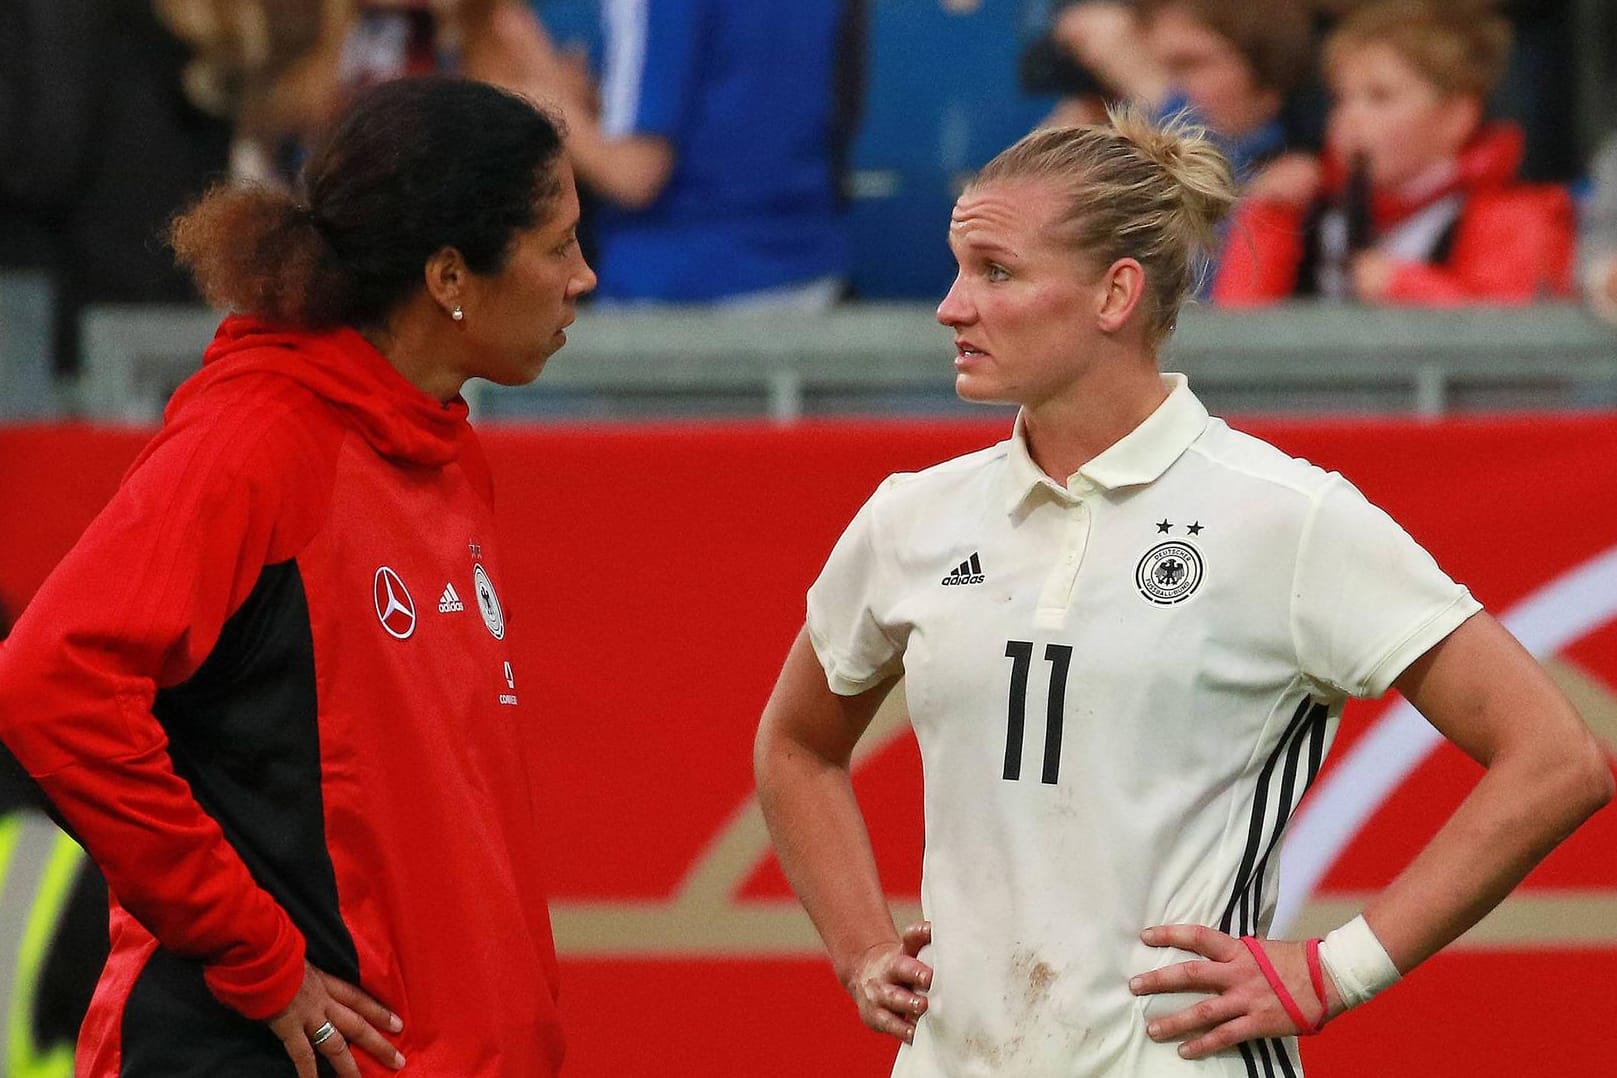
left=362, top=302, right=467, bottom=404
left=1221, top=92, right=1283, bottom=143
left=1021, top=353, right=1167, bottom=482
left=1393, top=156, right=1461, bottom=202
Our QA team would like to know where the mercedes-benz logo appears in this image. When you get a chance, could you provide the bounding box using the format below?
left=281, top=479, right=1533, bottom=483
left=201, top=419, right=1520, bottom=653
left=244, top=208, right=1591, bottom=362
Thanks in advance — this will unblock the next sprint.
left=373, top=566, right=416, bottom=640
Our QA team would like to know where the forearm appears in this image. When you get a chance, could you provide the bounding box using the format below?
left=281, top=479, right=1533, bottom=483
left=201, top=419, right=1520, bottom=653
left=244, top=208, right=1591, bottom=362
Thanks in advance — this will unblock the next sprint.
left=9, top=707, right=307, bottom=1018
left=756, top=739, right=898, bottom=985
left=1050, top=2, right=1169, bottom=106
left=1130, top=747, right=1607, bottom=1055
left=0, top=422, right=314, bottom=1018
left=566, top=123, right=673, bottom=211
left=459, top=0, right=563, bottom=101
left=1361, top=737, right=1610, bottom=972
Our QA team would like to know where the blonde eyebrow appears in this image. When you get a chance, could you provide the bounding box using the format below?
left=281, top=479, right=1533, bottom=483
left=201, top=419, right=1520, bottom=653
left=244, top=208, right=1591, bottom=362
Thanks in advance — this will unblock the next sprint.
left=950, top=236, right=1019, bottom=261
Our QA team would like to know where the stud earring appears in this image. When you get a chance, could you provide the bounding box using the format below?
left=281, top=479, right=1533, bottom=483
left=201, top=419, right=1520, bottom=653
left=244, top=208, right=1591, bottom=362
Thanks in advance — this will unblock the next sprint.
left=451, top=305, right=464, bottom=322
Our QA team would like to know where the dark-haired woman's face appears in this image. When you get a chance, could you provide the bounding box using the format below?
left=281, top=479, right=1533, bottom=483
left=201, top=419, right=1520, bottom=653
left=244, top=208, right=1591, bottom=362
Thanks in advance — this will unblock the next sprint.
left=459, top=161, right=596, bottom=385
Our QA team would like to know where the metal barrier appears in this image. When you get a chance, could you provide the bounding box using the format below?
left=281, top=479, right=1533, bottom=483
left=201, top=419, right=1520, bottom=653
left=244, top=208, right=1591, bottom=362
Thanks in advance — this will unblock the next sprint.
left=0, top=274, right=57, bottom=420
left=76, top=305, right=224, bottom=424
left=46, top=300, right=1617, bottom=424
left=471, top=301, right=1617, bottom=421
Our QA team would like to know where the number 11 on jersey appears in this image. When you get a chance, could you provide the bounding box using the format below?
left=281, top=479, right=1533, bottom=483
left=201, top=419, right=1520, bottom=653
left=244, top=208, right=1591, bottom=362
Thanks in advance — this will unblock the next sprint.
left=1004, top=640, right=1072, bottom=784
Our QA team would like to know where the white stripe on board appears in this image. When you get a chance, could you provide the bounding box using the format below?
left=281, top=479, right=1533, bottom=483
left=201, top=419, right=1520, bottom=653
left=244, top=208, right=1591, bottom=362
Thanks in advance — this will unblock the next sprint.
left=1275, top=543, right=1617, bottom=933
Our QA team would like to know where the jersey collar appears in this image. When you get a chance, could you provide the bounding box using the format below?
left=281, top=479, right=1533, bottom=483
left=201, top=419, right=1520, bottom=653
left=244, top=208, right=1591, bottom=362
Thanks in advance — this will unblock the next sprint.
left=1004, top=373, right=1209, bottom=511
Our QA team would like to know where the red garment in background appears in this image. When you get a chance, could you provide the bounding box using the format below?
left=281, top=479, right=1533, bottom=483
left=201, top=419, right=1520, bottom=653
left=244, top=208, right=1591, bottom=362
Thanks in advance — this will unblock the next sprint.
left=1215, top=123, right=1575, bottom=305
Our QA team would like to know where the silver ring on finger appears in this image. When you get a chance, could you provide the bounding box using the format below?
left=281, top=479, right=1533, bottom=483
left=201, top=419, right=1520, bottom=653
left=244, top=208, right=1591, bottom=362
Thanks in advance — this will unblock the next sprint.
left=310, top=1021, right=338, bottom=1047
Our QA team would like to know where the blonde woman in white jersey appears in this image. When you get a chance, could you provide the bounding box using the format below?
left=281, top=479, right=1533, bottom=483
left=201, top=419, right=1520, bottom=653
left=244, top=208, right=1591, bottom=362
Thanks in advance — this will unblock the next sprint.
left=753, top=107, right=1612, bottom=1077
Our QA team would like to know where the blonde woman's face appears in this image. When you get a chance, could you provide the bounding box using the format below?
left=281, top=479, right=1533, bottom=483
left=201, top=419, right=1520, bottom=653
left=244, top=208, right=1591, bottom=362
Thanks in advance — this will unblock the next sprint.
left=937, top=180, right=1103, bottom=409
left=1328, top=43, right=1480, bottom=189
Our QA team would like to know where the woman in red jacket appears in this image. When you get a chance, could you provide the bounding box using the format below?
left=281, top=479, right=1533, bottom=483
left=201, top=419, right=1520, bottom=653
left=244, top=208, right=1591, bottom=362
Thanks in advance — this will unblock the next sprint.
left=0, top=76, right=595, bottom=1077
left=1215, top=0, right=1574, bottom=306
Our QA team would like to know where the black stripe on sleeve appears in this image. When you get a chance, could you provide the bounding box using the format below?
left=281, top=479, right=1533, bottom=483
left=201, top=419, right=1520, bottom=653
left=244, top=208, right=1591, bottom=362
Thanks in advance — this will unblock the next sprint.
left=1249, top=704, right=1331, bottom=933
left=1220, top=699, right=1316, bottom=935
left=1273, top=1037, right=1300, bottom=1077
left=1251, top=706, right=1321, bottom=926
left=1254, top=1037, right=1278, bottom=1078
left=1223, top=701, right=1330, bottom=1078
left=1306, top=709, right=1326, bottom=788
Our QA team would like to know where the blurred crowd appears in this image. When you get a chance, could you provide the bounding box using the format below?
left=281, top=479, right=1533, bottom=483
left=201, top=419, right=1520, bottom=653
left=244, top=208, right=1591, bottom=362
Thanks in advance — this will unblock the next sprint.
left=2, top=0, right=1616, bottom=376
left=0, top=0, right=864, bottom=372
left=1028, top=0, right=1589, bottom=306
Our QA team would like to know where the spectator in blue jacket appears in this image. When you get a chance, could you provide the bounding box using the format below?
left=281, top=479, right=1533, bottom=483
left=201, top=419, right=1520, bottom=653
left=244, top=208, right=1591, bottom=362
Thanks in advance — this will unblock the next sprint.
left=552, top=0, right=865, bottom=308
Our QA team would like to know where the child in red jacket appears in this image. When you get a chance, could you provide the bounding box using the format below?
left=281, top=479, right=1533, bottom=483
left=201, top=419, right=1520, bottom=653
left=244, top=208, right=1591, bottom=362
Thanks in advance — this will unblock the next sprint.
left=1215, top=0, right=1574, bottom=306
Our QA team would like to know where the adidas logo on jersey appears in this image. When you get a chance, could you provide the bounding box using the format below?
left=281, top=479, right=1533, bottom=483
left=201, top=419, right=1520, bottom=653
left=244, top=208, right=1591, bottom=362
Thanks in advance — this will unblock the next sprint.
left=941, top=552, right=985, bottom=585
left=438, top=583, right=465, bottom=613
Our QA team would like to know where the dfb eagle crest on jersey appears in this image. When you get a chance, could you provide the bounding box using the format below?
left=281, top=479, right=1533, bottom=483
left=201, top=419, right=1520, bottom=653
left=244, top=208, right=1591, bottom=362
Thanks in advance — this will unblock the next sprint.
left=1136, top=540, right=1204, bottom=605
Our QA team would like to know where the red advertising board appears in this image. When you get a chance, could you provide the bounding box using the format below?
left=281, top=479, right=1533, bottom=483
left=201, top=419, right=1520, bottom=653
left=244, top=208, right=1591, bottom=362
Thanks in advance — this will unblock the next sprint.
left=1, top=413, right=1613, bottom=1075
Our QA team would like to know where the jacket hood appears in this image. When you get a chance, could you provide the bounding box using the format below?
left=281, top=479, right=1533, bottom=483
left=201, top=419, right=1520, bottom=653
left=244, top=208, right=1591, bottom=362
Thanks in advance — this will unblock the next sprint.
left=169, top=316, right=469, bottom=467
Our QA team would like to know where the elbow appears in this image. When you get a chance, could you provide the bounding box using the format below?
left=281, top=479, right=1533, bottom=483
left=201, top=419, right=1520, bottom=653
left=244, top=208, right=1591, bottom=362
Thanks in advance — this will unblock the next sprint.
left=1498, top=727, right=1615, bottom=843
left=0, top=650, right=32, bottom=745
left=1550, top=732, right=1614, bottom=826
left=752, top=725, right=771, bottom=789
left=753, top=724, right=795, bottom=829
left=576, top=165, right=664, bottom=212
left=598, top=141, right=674, bottom=211
left=753, top=719, right=785, bottom=797
left=1577, top=742, right=1616, bottom=817
left=610, top=175, right=668, bottom=212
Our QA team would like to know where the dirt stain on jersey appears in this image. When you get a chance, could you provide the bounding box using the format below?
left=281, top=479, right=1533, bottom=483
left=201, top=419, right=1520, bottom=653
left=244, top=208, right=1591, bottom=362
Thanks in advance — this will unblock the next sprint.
left=960, top=949, right=1093, bottom=1067
left=1026, top=959, right=1057, bottom=1004
left=1012, top=948, right=1057, bottom=1005
left=962, top=1031, right=1008, bottom=1067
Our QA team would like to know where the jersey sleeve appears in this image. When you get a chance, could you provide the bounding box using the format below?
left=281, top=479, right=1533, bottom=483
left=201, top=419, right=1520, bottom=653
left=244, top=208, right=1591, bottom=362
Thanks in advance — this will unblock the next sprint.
left=0, top=407, right=327, bottom=1021
left=599, top=0, right=704, bottom=140
left=1291, top=475, right=1482, bottom=699
left=805, top=479, right=907, bottom=696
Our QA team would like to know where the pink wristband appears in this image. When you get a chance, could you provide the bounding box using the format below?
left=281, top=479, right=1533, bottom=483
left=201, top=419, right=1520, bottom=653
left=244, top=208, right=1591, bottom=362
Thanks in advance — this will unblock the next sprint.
left=1240, top=936, right=1328, bottom=1036
left=1305, top=937, right=1329, bottom=1029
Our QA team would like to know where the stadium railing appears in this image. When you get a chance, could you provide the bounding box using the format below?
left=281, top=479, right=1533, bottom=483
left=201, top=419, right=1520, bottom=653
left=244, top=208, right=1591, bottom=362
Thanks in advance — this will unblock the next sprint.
left=0, top=272, right=57, bottom=420
left=74, top=304, right=226, bottom=424
left=55, top=301, right=1617, bottom=425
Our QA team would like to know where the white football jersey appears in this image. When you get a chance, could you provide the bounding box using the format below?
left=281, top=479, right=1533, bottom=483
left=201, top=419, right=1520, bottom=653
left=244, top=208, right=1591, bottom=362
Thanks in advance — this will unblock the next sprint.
left=806, top=375, right=1480, bottom=1077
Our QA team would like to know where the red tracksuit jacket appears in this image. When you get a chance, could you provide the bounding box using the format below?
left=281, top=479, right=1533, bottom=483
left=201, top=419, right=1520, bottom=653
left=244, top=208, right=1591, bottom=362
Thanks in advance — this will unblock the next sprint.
left=0, top=317, right=564, bottom=1076
left=1214, top=122, right=1575, bottom=306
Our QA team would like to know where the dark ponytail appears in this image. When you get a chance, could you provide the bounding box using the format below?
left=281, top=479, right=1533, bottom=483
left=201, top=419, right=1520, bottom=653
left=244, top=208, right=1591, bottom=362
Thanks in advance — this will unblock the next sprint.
left=171, top=76, right=567, bottom=329
left=171, top=186, right=351, bottom=326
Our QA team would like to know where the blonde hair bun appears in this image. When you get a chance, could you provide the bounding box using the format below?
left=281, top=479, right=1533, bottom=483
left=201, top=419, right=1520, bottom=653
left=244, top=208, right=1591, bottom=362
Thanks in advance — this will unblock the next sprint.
left=972, top=105, right=1241, bottom=340
left=1107, top=104, right=1240, bottom=250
